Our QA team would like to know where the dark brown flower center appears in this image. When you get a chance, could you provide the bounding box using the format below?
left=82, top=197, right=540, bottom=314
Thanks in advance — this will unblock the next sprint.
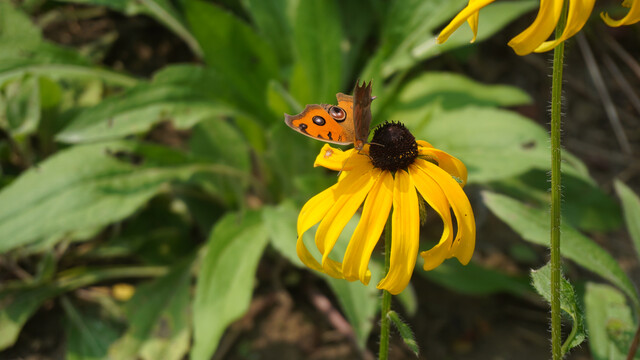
left=369, top=122, right=418, bottom=172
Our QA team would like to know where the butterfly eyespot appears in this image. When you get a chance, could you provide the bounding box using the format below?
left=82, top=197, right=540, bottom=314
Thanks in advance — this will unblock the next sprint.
left=312, top=116, right=326, bottom=126
left=299, top=123, right=308, bottom=131
left=329, top=106, right=346, bottom=122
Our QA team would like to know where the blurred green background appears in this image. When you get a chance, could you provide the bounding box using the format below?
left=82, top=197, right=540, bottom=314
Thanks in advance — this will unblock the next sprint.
left=1, top=0, right=640, bottom=359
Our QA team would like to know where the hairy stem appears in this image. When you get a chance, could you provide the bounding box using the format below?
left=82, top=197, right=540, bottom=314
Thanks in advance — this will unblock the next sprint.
left=379, top=216, right=393, bottom=360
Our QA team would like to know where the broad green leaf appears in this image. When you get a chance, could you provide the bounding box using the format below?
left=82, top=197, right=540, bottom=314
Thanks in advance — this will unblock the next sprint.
left=189, top=118, right=251, bottom=205
left=289, top=0, right=344, bottom=105
left=420, top=259, right=531, bottom=296
left=56, top=83, right=234, bottom=143
left=184, top=0, right=279, bottom=122
left=418, top=107, right=549, bottom=183
left=0, top=1, right=41, bottom=47
left=414, top=1, right=538, bottom=63
left=263, top=201, right=303, bottom=268
left=493, top=170, right=621, bottom=232
left=63, top=298, right=122, bottom=360
left=530, top=263, right=586, bottom=355
left=240, top=0, right=293, bottom=66
left=0, top=141, right=234, bottom=252
left=585, top=283, right=636, bottom=360
left=381, top=72, right=531, bottom=124
left=615, top=180, right=640, bottom=261
left=109, top=260, right=192, bottom=360
left=483, top=192, right=640, bottom=308
left=191, top=211, right=269, bottom=360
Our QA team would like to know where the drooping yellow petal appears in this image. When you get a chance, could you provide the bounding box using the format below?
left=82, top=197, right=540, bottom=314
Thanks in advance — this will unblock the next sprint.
left=416, top=140, right=434, bottom=149
left=418, top=147, right=468, bottom=186
left=535, top=0, right=595, bottom=53
left=409, top=164, right=454, bottom=271
left=602, top=0, right=640, bottom=26
left=342, top=170, right=393, bottom=284
left=468, top=12, right=480, bottom=43
left=415, top=159, right=476, bottom=265
left=296, top=183, right=340, bottom=274
left=315, top=164, right=376, bottom=276
left=377, top=170, right=420, bottom=295
left=508, top=0, right=564, bottom=55
left=436, top=0, right=496, bottom=44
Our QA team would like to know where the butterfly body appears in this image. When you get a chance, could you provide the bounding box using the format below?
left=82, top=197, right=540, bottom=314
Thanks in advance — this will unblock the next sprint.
left=285, top=81, right=373, bottom=150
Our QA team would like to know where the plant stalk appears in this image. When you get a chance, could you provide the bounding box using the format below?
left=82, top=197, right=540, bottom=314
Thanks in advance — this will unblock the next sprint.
left=550, top=2, right=569, bottom=359
left=379, top=216, right=393, bottom=360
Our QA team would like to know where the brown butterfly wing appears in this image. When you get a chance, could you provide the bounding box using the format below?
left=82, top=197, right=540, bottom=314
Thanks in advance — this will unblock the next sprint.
left=352, top=80, right=373, bottom=150
left=284, top=96, right=356, bottom=145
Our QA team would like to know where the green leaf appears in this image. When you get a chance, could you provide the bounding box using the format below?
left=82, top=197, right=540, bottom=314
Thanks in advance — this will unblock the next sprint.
left=184, top=0, right=279, bottom=122
left=240, top=0, right=293, bottom=66
left=189, top=118, right=250, bottom=205
left=483, top=191, right=640, bottom=309
left=615, top=180, right=640, bottom=261
left=530, top=263, right=586, bottom=355
left=109, top=259, right=192, bottom=360
left=0, top=1, right=41, bottom=47
left=420, top=259, right=531, bottom=296
left=0, top=141, right=229, bottom=252
left=387, top=311, right=419, bottom=357
left=418, top=107, right=549, bottom=183
left=56, top=82, right=234, bottom=143
left=3, top=75, right=41, bottom=135
left=262, top=201, right=303, bottom=268
left=289, top=0, right=344, bottom=105
left=493, top=170, right=622, bottom=232
left=381, top=72, right=531, bottom=124
left=585, top=283, right=636, bottom=360
left=191, top=211, right=269, bottom=360
left=62, top=297, right=122, bottom=360
left=0, top=283, right=61, bottom=350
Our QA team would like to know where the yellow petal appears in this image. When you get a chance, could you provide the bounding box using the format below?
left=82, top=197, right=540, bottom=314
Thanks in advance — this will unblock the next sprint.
left=602, top=0, right=640, bottom=26
left=296, top=183, right=340, bottom=275
left=409, top=164, right=454, bottom=271
left=508, top=0, right=564, bottom=55
left=436, top=0, right=496, bottom=44
left=416, top=140, right=434, bottom=149
left=315, top=164, right=376, bottom=275
left=535, top=0, right=595, bottom=53
left=314, top=144, right=370, bottom=171
left=418, top=147, right=468, bottom=186
left=377, top=170, right=420, bottom=295
left=342, top=170, right=393, bottom=284
left=467, top=12, right=480, bottom=43
left=415, top=159, right=476, bottom=265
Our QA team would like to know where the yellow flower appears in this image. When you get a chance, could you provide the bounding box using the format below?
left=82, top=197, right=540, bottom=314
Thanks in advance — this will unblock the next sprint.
left=296, top=122, right=476, bottom=295
left=437, top=0, right=640, bottom=55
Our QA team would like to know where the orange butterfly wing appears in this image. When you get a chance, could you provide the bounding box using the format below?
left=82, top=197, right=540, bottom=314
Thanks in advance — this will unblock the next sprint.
left=284, top=94, right=355, bottom=145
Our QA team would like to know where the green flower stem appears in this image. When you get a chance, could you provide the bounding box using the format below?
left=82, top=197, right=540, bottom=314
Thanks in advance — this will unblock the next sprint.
left=550, top=2, right=569, bottom=359
left=379, top=215, right=393, bottom=360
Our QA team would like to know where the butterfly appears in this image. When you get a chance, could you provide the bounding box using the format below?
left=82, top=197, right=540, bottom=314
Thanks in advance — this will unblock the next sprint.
left=284, top=80, right=373, bottom=151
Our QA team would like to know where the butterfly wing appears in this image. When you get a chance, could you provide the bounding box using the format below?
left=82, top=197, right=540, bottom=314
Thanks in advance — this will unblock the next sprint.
left=352, top=81, right=373, bottom=150
left=284, top=95, right=356, bottom=145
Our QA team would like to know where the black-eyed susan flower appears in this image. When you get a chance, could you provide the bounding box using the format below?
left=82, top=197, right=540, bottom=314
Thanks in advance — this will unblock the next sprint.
left=296, top=122, right=475, bottom=295
left=437, top=0, right=640, bottom=55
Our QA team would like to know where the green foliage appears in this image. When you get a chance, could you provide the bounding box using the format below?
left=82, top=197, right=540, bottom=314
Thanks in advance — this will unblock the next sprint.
left=0, top=0, right=633, bottom=358
left=531, top=263, right=586, bottom=355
